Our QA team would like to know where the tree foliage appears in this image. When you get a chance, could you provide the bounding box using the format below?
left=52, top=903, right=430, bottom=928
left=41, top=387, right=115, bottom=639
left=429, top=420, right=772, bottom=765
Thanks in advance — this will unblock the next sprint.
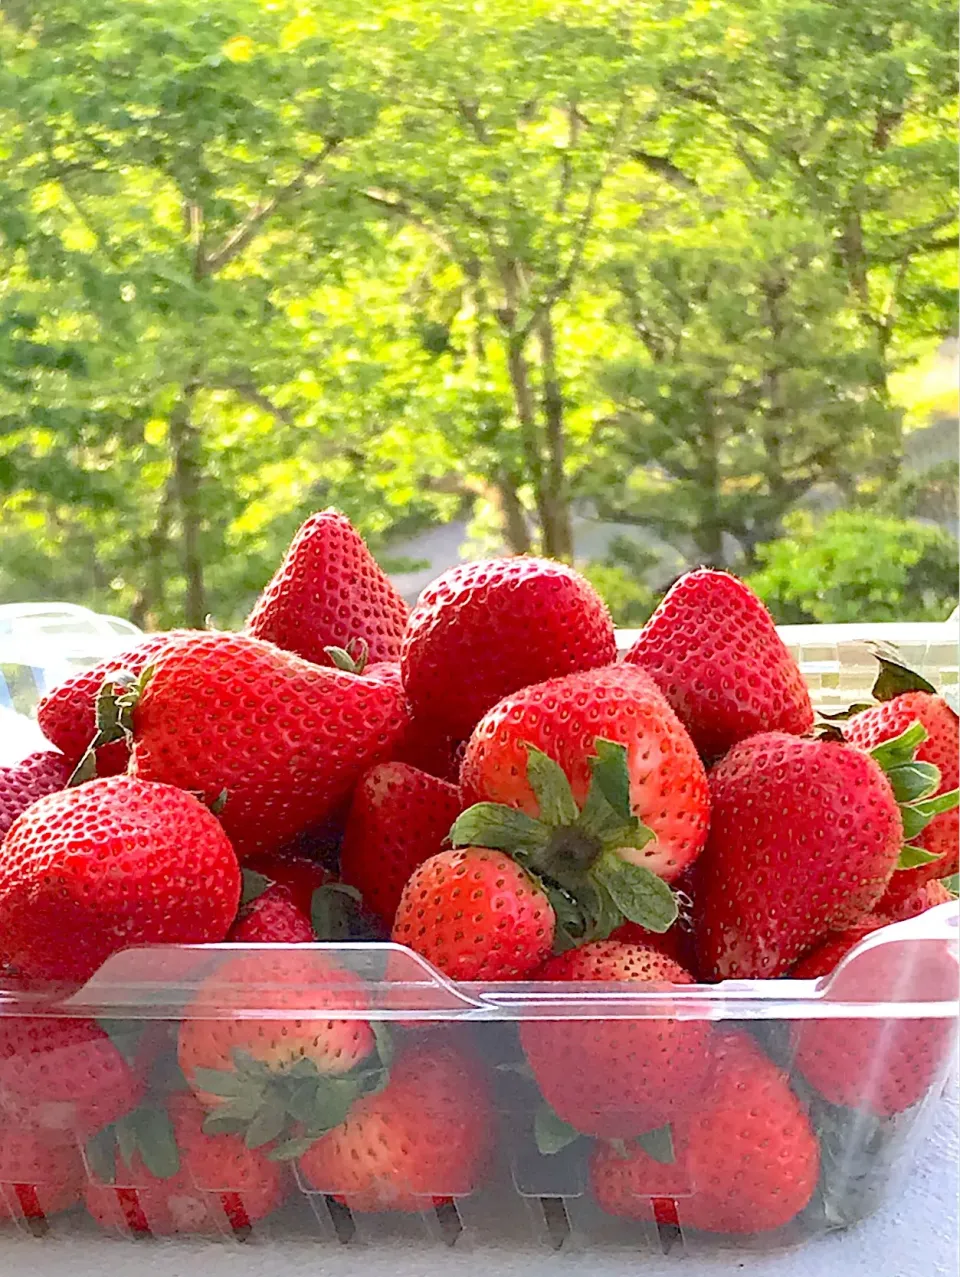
left=0, top=0, right=956, bottom=627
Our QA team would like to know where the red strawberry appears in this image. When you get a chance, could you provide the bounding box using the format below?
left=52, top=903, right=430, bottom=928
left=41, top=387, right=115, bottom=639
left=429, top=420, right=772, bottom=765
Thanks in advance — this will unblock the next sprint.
left=0, top=777, right=241, bottom=984
left=85, top=1095, right=285, bottom=1236
left=791, top=924, right=958, bottom=1115
left=520, top=942, right=712, bottom=1138
left=36, top=631, right=191, bottom=774
left=127, top=632, right=408, bottom=859
left=695, top=732, right=909, bottom=979
left=624, top=569, right=813, bottom=759
left=228, top=884, right=314, bottom=943
left=178, top=951, right=385, bottom=1149
left=340, top=763, right=464, bottom=928
left=461, top=664, right=709, bottom=885
left=590, top=1030, right=819, bottom=1235
left=0, top=1125, right=84, bottom=1223
left=789, top=924, right=884, bottom=977
left=0, top=751, right=71, bottom=841
left=242, top=851, right=332, bottom=917
left=245, top=510, right=410, bottom=666
left=391, top=848, right=555, bottom=980
left=846, top=691, right=958, bottom=886
left=872, top=876, right=954, bottom=924
left=298, top=1037, right=493, bottom=1212
left=401, top=557, right=617, bottom=741
left=0, top=1017, right=143, bottom=1137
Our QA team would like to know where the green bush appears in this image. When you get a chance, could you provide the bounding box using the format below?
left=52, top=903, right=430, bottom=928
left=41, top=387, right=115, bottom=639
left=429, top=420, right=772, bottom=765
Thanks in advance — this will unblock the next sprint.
left=747, top=510, right=958, bottom=624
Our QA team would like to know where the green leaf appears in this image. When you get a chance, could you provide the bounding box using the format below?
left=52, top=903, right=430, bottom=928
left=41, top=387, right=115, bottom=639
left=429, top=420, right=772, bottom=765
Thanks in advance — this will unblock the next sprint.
left=244, top=1096, right=288, bottom=1149
left=213, top=1092, right=268, bottom=1122
left=534, top=1104, right=581, bottom=1155
left=896, top=845, right=942, bottom=870
left=307, top=1079, right=358, bottom=1132
left=900, top=804, right=931, bottom=843
left=587, top=739, right=633, bottom=819
left=284, top=1056, right=321, bottom=1081
left=911, top=787, right=960, bottom=819
left=636, top=1124, right=675, bottom=1165
left=201, top=1113, right=249, bottom=1137
left=193, top=1067, right=249, bottom=1098
left=885, top=761, right=940, bottom=804
left=370, top=1020, right=394, bottom=1070
left=287, top=1080, right=324, bottom=1124
left=311, top=882, right=361, bottom=940
left=240, top=869, right=272, bottom=907
left=115, top=1114, right=139, bottom=1169
left=86, top=1126, right=117, bottom=1185
left=524, top=745, right=579, bottom=826
left=232, top=1049, right=272, bottom=1079
left=210, top=789, right=229, bottom=816
left=870, top=721, right=928, bottom=770
left=592, top=853, right=678, bottom=934
left=268, top=1136, right=320, bottom=1162
left=941, top=874, right=959, bottom=897
left=449, top=803, right=550, bottom=854
left=132, top=1107, right=180, bottom=1180
left=869, top=646, right=937, bottom=702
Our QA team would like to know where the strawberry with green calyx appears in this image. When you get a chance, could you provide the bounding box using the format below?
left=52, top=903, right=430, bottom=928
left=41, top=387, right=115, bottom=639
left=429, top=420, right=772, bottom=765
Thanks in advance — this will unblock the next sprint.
left=229, top=866, right=369, bottom=943
left=297, top=1037, right=494, bottom=1213
left=450, top=739, right=679, bottom=948
left=864, top=720, right=958, bottom=871
left=66, top=664, right=157, bottom=786
left=85, top=1094, right=286, bottom=1237
left=841, top=645, right=959, bottom=888
left=178, top=952, right=390, bottom=1158
left=695, top=721, right=951, bottom=981
left=118, top=631, right=408, bottom=860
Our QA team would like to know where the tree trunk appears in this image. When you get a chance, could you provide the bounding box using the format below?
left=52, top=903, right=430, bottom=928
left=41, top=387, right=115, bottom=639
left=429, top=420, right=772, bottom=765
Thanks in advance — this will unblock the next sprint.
left=535, top=309, right=574, bottom=561
left=168, top=384, right=206, bottom=627
left=694, top=407, right=725, bottom=566
left=493, top=471, right=532, bottom=554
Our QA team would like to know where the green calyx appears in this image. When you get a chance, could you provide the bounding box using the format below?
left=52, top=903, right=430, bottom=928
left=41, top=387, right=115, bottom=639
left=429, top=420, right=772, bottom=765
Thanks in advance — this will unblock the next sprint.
left=86, top=1105, right=180, bottom=1184
left=196, top=1028, right=393, bottom=1161
left=67, top=664, right=155, bottom=787
left=867, top=721, right=960, bottom=871
left=450, top=738, right=678, bottom=947
left=324, top=638, right=369, bottom=674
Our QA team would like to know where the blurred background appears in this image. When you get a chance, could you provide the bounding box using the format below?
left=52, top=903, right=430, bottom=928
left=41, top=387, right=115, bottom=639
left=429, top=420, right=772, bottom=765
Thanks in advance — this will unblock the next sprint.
left=0, top=1, right=957, bottom=691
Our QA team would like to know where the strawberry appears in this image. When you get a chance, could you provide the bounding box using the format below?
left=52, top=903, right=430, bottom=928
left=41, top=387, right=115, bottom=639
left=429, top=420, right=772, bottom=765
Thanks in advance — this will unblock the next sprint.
left=0, top=751, right=71, bottom=841
left=85, top=1095, right=285, bottom=1237
left=0, top=1125, right=84, bottom=1223
left=36, top=630, right=190, bottom=775
left=228, top=884, right=315, bottom=943
left=872, top=876, right=954, bottom=924
left=0, top=777, right=241, bottom=984
left=340, top=762, right=464, bottom=928
left=0, top=1017, right=143, bottom=1137
left=245, top=510, right=410, bottom=666
left=124, top=631, right=408, bottom=859
left=693, top=725, right=947, bottom=979
left=178, top=951, right=387, bottom=1152
left=401, top=557, right=617, bottom=741
left=449, top=669, right=705, bottom=954
left=790, top=922, right=958, bottom=1116
left=624, top=569, right=813, bottom=760
left=326, top=646, right=464, bottom=782
left=298, top=1037, right=494, bottom=1212
left=520, top=942, right=712, bottom=1138
left=846, top=690, right=959, bottom=887
left=590, top=1030, right=819, bottom=1235
left=242, top=850, right=332, bottom=917
left=391, top=848, right=555, bottom=980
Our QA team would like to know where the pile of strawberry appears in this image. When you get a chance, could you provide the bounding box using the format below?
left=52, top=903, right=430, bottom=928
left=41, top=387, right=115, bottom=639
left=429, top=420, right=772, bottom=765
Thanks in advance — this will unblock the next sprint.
left=0, top=508, right=956, bottom=1241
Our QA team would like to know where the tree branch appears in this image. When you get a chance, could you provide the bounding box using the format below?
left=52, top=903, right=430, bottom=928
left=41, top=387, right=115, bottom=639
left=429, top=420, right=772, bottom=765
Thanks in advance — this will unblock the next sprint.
left=209, top=375, right=296, bottom=426
left=200, top=140, right=340, bottom=277
left=629, top=149, right=697, bottom=190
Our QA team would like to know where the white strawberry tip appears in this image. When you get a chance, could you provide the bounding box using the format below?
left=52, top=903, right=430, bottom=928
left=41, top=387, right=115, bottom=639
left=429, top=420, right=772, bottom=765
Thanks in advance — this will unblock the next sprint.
left=865, top=720, right=960, bottom=871
left=449, top=738, right=679, bottom=948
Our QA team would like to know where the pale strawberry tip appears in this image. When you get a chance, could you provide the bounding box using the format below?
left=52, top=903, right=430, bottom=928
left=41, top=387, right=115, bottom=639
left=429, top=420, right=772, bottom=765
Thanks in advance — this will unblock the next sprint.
left=449, top=737, right=678, bottom=947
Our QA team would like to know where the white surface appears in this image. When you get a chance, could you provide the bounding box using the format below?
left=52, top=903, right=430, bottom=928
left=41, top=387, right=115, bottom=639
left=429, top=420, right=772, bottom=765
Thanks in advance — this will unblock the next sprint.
left=3, top=1079, right=956, bottom=1277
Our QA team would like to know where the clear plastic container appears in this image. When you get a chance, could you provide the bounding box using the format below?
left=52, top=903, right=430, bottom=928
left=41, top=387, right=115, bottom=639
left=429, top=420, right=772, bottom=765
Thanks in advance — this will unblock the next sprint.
left=0, top=634, right=956, bottom=1257
left=0, top=906, right=955, bottom=1256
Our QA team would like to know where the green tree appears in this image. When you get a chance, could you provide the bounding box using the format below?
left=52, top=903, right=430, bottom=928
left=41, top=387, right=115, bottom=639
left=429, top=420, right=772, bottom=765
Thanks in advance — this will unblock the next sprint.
left=747, top=509, right=958, bottom=622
